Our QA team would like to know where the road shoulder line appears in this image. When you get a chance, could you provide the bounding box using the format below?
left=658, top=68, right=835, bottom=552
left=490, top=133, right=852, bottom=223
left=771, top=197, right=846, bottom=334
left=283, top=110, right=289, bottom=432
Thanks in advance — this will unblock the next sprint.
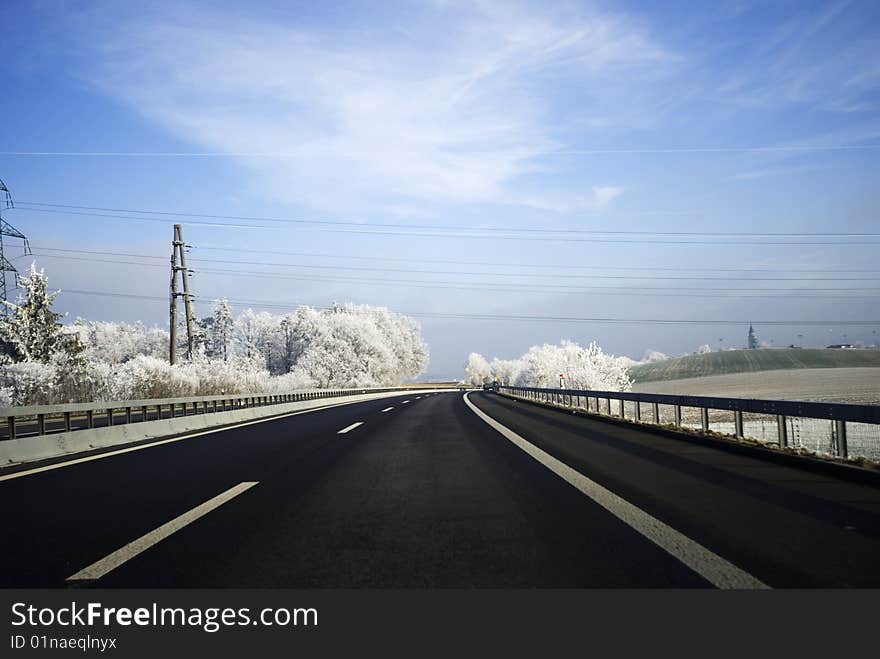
left=463, top=392, right=769, bottom=590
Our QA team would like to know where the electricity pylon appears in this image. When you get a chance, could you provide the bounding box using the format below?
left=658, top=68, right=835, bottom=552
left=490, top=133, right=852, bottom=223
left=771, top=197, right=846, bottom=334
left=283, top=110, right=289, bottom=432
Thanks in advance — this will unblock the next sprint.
left=0, top=178, right=31, bottom=315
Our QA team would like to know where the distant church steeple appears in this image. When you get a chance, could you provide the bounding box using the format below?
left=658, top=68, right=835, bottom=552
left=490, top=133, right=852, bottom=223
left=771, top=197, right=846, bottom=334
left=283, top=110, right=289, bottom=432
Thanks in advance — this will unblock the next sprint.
left=747, top=323, right=759, bottom=349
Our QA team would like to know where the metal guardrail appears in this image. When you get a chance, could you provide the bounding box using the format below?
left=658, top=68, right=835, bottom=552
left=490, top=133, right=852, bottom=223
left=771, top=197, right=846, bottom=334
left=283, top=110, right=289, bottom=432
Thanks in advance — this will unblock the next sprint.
left=0, top=386, right=437, bottom=441
left=497, top=385, right=880, bottom=459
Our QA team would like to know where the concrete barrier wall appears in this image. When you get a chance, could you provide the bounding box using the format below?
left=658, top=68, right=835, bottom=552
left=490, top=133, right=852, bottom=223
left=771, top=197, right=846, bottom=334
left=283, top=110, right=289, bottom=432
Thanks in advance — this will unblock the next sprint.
left=0, top=388, right=447, bottom=467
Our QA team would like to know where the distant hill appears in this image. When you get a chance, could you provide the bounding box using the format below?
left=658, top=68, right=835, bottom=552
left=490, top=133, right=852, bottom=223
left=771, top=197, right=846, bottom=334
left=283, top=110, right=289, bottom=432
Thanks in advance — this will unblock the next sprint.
left=629, top=348, right=880, bottom=383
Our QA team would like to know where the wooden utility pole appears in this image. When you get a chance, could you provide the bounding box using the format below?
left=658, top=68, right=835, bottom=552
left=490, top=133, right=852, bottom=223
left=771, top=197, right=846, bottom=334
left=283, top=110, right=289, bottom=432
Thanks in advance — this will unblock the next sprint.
left=169, top=224, right=196, bottom=364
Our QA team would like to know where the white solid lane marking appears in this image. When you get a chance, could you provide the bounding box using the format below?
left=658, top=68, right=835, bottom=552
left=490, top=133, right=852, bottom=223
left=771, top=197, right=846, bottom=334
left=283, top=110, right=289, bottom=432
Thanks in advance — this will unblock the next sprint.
left=462, top=393, right=769, bottom=590
left=337, top=422, right=364, bottom=434
left=415, top=396, right=421, bottom=399
left=402, top=400, right=410, bottom=404
left=381, top=407, right=394, bottom=412
left=66, top=481, right=258, bottom=582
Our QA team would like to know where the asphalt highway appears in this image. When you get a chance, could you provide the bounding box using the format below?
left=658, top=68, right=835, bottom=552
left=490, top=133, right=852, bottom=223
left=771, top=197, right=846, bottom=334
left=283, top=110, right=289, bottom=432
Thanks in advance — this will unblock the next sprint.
left=2, top=391, right=878, bottom=588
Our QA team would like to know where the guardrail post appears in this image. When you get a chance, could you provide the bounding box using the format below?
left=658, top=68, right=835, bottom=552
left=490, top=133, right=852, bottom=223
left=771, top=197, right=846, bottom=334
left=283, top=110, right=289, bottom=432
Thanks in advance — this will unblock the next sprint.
left=635, top=401, right=641, bottom=421
left=835, top=420, right=848, bottom=458
left=141, top=405, right=148, bottom=422
left=125, top=406, right=132, bottom=424
left=777, top=415, right=788, bottom=447
left=64, top=411, right=71, bottom=432
left=606, top=398, right=612, bottom=415
left=107, top=408, right=114, bottom=426
left=734, top=411, right=744, bottom=437
left=618, top=399, right=625, bottom=418
left=87, top=410, right=94, bottom=429
left=652, top=402, right=659, bottom=424
left=37, top=414, right=45, bottom=435
left=674, top=405, right=682, bottom=427
left=7, top=416, right=14, bottom=440
left=701, top=408, right=709, bottom=432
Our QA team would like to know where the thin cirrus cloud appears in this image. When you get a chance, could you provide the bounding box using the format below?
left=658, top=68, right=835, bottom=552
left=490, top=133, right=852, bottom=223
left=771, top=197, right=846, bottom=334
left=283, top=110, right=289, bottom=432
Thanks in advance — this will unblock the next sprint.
left=713, top=2, right=879, bottom=113
left=84, top=2, right=674, bottom=215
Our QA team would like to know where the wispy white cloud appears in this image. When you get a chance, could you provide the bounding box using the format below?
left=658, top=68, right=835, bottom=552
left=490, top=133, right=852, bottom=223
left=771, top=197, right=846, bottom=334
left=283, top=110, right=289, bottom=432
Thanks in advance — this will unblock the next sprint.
left=730, top=164, right=825, bottom=181
left=81, top=1, right=673, bottom=216
left=513, top=185, right=624, bottom=212
left=713, top=2, right=880, bottom=113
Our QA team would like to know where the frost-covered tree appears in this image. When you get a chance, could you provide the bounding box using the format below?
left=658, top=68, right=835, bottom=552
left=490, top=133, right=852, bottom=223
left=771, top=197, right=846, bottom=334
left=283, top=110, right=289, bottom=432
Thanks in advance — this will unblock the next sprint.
left=210, top=298, right=234, bottom=361
left=517, top=341, right=632, bottom=391
left=286, top=303, right=428, bottom=386
left=467, top=340, right=632, bottom=392
left=70, top=319, right=168, bottom=364
left=488, top=358, right=522, bottom=386
left=695, top=344, right=712, bottom=355
left=641, top=349, right=669, bottom=363
left=1, top=280, right=430, bottom=404
left=1, top=263, right=81, bottom=363
left=233, top=309, right=280, bottom=367
left=464, top=352, right=492, bottom=385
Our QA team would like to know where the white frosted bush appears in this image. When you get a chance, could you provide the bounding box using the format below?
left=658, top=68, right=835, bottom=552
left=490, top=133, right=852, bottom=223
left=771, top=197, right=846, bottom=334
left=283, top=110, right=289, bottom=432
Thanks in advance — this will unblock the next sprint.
left=1, top=299, right=428, bottom=405
left=0, top=362, right=58, bottom=405
left=464, top=353, right=492, bottom=386
left=467, top=340, right=633, bottom=392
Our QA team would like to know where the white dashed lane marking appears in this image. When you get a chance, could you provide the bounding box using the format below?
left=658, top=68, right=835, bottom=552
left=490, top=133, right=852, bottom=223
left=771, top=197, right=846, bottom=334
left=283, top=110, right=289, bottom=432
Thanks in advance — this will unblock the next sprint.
left=67, top=481, right=259, bottom=582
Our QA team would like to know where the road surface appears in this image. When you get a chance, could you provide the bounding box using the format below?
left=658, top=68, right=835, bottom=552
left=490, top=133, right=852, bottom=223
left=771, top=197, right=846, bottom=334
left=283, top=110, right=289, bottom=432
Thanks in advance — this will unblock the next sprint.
left=2, top=391, right=879, bottom=587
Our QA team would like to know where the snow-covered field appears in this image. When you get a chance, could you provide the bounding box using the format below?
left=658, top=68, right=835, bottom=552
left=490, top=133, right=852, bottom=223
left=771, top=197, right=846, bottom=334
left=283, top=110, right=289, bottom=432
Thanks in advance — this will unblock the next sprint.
left=631, top=368, right=880, bottom=462
left=631, top=368, right=880, bottom=404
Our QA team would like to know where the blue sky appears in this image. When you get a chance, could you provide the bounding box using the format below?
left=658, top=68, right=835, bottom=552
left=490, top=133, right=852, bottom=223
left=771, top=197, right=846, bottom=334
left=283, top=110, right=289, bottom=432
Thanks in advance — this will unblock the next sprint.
left=2, top=0, right=879, bottom=377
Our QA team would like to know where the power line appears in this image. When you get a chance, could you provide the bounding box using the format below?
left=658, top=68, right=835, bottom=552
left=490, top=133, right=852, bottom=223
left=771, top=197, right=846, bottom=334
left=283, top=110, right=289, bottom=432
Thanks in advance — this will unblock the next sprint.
left=29, top=244, right=880, bottom=274
left=14, top=200, right=880, bottom=238
left=54, top=288, right=880, bottom=326
left=28, top=252, right=880, bottom=299
left=2, top=144, right=878, bottom=156
left=193, top=245, right=880, bottom=274
left=17, top=207, right=271, bottom=229
left=25, top=246, right=880, bottom=282
left=12, top=202, right=880, bottom=246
